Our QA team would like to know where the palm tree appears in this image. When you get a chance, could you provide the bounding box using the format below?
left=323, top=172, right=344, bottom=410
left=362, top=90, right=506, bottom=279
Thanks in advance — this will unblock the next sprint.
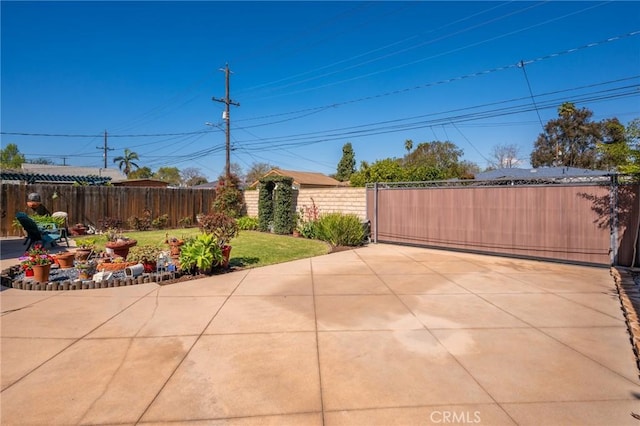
left=113, top=148, right=140, bottom=177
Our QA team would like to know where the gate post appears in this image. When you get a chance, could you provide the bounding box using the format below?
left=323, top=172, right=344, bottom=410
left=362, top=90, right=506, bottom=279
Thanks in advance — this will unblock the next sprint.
left=373, top=182, right=378, bottom=244
left=610, top=174, right=619, bottom=265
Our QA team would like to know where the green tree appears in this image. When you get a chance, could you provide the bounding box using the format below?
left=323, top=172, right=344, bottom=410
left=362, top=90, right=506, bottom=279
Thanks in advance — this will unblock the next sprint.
left=404, top=139, right=413, bottom=154
left=336, top=142, right=356, bottom=182
left=113, top=148, right=140, bottom=177
left=349, top=158, right=403, bottom=186
left=154, top=166, right=181, bottom=186
left=530, top=102, right=601, bottom=168
left=403, top=141, right=466, bottom=179
left=621, top=118, right=640, bottom=174
left=0, top=143, right=25, bottom=169
left=128, top=166, right=154, bottom=179
left=596, top=117, right=635, bottom=172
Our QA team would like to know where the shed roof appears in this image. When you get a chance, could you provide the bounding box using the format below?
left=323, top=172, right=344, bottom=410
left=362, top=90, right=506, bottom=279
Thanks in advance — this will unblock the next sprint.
left=249, top=169, right=344, bottom=188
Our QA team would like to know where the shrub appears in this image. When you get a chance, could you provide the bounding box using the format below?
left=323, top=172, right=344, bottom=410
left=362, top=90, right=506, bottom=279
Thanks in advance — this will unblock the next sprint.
left=237, top=216, right=259, bottom=231
left=127, top=244, right=163, bottom=264
left=98, top=217, right=123, bottom=231
left=297, top=199, right=320, bottom=239
left=179, top=233, right=223, bottom=274
left=212, top=174, right=245, bottom=218
left=315, top=213, right=365, bottom=246
left=152, top=214, right=169, bottom=229
left=127, top=210, right=152, bottom=231
left=178, top=216, right=192, bottom=228
left=198, top=212, right=239, bottom=247
left=257, top=175, right=294, bottom=234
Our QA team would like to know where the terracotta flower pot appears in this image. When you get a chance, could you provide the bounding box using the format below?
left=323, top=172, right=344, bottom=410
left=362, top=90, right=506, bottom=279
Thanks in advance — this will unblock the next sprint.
left=55, top=252, right=75, bottom=269
left=105, top=240, right=137, bottom=259
left=75, top=249, right=92, bottom=261
left=221, top=245, right=232, bottom=269
left=32, top=264, right=51, bottom=283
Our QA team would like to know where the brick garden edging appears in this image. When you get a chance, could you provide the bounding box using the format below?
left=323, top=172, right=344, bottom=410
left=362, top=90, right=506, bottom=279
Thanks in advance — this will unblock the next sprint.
left=611, top=266, right=640, bottom=379
left=0, top=264, right=182, bottom=291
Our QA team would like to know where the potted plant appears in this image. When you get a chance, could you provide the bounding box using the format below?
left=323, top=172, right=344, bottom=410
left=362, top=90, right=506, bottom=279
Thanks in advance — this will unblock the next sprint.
left=76, top=260, right=97, bottom=280
left=75, top=237, right=97, bottom=261
left=70, top=223, right=88, bottom=236
left=127, top=245, right=162, bottom=273
left=20, top=243, right=55, bottom=283
left=178, top=233, right=223, bottom=275
left=104, top=229, right=137, bottom=259
left=54, top=251, right=76, bottom=269
left=198, top=212, right=239, bottom=269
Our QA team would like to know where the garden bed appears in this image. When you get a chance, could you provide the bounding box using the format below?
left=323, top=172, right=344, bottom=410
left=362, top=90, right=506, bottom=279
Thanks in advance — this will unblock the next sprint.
left=0, top=263, right=185, bottom=291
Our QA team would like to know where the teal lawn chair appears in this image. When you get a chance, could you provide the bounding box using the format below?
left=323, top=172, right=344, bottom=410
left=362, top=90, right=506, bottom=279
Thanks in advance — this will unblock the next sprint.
left=15, top=212, right=61, bottom=250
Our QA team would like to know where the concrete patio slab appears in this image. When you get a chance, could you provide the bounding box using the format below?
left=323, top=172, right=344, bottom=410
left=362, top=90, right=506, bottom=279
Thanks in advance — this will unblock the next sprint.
left=139, top=333, right=321, bottom=422
left=234, top=272, right=313, bottom=295
left=502, top=400, right=640, bottom=425
left=323, top=404, right=517, bottom=426
left=444, top=272, right=546, bottom=294
left=318, top=330, right=493, bottom=410
left=400, top=294, right=529, bottom=329
left=1, top=337, right=75, bottom=390
left=205, top=295, right=316, bottom=334
left=378, top=273, right=471, bottom=294
left=313, top=274, right=391, bottom=295
left=432, top=328, right=637, bottom=403
left=541, top=326, right=640, bottom=383
left=483, top=293, right=623, bottom=327
left=1, top=242, right=638, bottom=425
left=1, top=336, right=196, bottom=424
left=88, top=296, right=228, bottom=338
left=315, top=295, right=424, bottom=331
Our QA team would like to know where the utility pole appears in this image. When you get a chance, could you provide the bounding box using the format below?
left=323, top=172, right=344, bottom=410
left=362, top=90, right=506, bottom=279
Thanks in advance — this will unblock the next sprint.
left=212, top=64, right=240, bottom=180
left=96, top=130, right=114, bottom=169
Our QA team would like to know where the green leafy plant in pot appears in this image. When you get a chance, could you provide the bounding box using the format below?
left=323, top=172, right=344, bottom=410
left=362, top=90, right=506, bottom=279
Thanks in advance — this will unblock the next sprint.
left=127, top=244, right=163, bottom=273
left=179, top=233, right=223, bottom=275
left=198, top=212, right=239, bottom=269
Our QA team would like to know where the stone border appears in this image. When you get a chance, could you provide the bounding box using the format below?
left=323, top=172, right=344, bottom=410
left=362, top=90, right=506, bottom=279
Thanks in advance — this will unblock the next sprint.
left=0, top=264, right=181, bottom=291
left=611, top=266, right=640, bottom=379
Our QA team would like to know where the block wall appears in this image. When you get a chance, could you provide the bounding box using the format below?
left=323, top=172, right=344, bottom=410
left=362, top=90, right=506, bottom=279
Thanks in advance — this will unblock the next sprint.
left=243, top=187, right=367, bottom=220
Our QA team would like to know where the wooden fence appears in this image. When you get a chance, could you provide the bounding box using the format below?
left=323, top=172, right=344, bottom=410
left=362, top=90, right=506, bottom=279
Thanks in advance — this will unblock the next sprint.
left=1, top=184, right=216, bottom=236
left=366, top=180, right=640, bottom=267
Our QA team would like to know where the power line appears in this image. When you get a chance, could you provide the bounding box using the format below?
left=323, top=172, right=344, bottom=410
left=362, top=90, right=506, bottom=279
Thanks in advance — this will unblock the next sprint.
left=233, top=30, right=640, bottom=128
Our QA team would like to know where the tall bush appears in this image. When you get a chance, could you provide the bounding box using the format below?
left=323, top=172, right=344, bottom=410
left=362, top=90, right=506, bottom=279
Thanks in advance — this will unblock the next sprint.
left=315, top=212, right=365, bottom=246
left=258, top=176, right=294, bottom=234
left=212, top=174, right=245, bottom=218
left=258, top=180, right=275, bottom=232
left=273, top=177, right=294, bottom=234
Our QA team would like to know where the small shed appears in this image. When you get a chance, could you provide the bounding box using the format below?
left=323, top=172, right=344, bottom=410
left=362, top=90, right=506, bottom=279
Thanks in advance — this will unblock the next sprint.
left=249, top=169, right=345, bottom=189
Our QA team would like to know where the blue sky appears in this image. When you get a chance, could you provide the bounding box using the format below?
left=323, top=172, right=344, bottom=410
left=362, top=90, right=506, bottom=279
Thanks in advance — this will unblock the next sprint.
left=2, top=1, right=639, bottom=181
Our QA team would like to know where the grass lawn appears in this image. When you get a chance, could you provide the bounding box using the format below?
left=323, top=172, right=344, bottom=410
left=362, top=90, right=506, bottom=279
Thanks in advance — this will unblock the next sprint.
left=73, top=229, right=331, bottom=270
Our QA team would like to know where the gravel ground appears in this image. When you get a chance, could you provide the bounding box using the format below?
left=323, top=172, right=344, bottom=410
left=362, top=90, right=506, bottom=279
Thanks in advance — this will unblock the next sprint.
left=18, top=266, right=127, bottom=282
